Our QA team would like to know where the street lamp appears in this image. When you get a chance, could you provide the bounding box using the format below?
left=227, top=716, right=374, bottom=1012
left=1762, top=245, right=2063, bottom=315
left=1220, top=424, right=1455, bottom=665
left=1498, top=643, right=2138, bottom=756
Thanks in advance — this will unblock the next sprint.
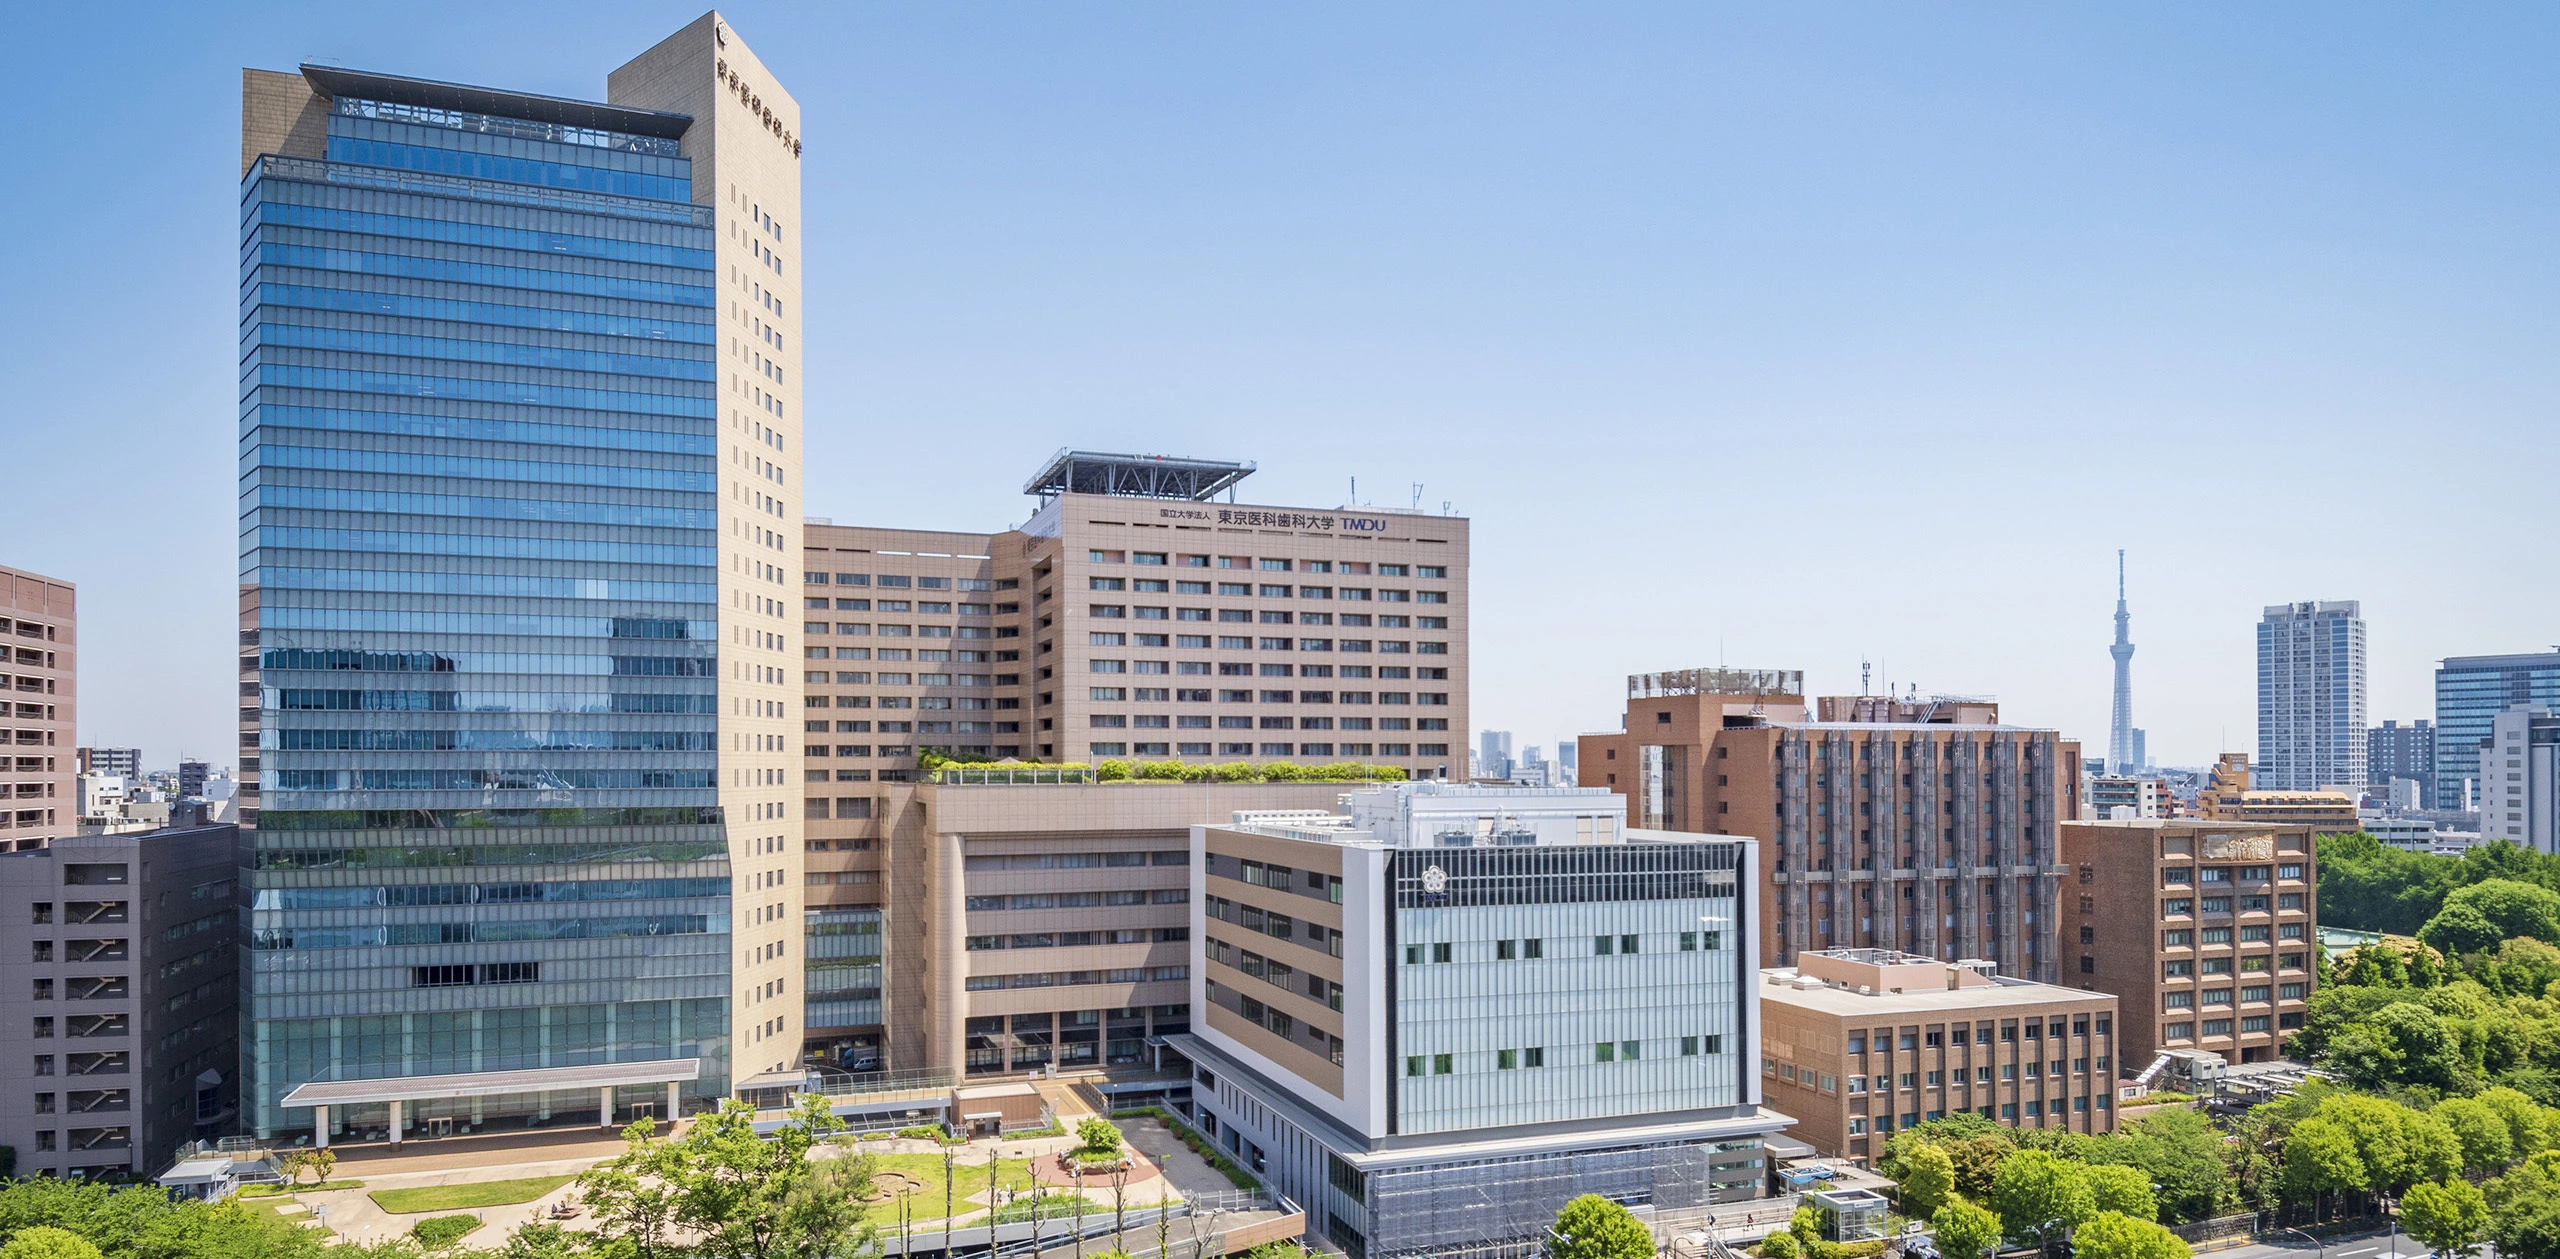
left=2033, top=1217, right=2067, bottom=1259
left=2270, top=1226, right=2324, bottom=1259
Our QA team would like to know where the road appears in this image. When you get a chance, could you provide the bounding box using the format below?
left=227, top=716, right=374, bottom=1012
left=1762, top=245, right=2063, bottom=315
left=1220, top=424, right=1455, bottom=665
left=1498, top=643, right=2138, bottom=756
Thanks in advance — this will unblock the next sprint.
left=2212, top=1228, right=2461, bottom=1259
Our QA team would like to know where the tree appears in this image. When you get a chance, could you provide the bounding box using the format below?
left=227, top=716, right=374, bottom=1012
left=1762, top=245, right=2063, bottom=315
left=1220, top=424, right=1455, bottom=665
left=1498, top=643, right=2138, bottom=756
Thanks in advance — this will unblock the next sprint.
left=1759, top=1233, right=1801, bottom=1259
left=2486, top=1157, right=2560, bottom=1259
left=2068, top=1212, right=2190, bottom=1259
left=1990, top=1150, right=2096, bottom=1242
left=2443, top=879, right=2560, bottom=946
left=1077, top=1117, right=1125, bottom=1158
left=0, top=1228, right=104, bottom=1259
left=2402, top=1179, right=2487, bottom=1257
left=2419, top=903, right=2505, bottom=959
left=2083, top=1107, right=2232, bottom=1224
left=578, top=1093, right=874, bottom=1259
left=1548, top=1194, right=1653, bottom=1259
left=1931, top=1201, right=2003, bottom=1259
left=2281, top=1118, right=2367, bottom=1206
left=2433, top=1098, right=2517, bottom=1175
left=1897, top=1144, right=1957, bottom=1219
left=2081, top=1164, right=2158, bottom=1223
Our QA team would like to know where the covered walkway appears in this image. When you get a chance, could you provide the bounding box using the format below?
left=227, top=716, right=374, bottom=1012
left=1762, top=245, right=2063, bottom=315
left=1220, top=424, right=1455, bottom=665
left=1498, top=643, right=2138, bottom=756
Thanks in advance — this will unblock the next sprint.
left=280, top=1058, right=701, bottom=1148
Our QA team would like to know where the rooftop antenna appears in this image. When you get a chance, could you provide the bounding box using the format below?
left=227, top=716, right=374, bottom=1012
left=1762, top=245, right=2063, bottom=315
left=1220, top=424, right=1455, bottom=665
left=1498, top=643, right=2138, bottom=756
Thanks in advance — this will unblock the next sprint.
left=1349, top=475, right=1356, bottom=505
left=1861, top=658, right=1872, bottom=696
left=1410, top=482, right=1424, bottom=510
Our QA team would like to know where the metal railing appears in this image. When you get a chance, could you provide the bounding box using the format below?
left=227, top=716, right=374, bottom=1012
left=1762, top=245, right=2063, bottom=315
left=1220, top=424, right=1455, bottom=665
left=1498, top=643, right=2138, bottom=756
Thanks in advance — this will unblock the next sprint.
left=803, top=1066, right=957, bottom=1098
left=939, top=767, right=1096, bottom=785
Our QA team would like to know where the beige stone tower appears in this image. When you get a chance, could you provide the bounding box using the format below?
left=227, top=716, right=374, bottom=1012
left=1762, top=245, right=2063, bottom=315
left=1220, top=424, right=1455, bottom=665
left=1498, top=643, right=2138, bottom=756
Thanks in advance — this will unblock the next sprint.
left=611, top=13, right=809, bottom=1082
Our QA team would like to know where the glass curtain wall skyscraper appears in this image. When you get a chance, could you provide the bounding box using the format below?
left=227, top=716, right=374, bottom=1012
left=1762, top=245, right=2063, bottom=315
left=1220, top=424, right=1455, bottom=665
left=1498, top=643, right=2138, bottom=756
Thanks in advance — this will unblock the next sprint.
left=236, top=14, right=806, bottom=1140
left=2435, top=651, right=2560, bottom=811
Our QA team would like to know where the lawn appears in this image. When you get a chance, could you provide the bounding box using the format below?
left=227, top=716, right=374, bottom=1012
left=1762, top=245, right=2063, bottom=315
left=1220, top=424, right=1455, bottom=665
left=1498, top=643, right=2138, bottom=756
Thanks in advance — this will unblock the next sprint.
left=859, top=1152, right=1048, bottom=1224
left=238, top=1180, right=365, bottom=1197
left=369, top=1174, right=578, bottom=1214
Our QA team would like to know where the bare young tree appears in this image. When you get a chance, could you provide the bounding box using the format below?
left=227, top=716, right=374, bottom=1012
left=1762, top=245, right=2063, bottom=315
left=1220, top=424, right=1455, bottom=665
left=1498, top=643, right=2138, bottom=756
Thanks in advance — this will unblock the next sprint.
left=1109, top=1162, right=1131, bottom=1253
left=1071, top=1164, right=1090, bottom=1259
left=942, top=1137, right=961, bottom=1256
left=895, top=1185, right=914, bottom=1257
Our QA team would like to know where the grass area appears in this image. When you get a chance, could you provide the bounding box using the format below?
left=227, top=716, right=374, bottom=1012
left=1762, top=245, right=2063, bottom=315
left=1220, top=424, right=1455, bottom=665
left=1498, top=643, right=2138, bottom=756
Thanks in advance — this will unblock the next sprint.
left=991, top=1192, right=1095, bottom=1223
left=237, top=1180, right=366, bottom=1197
left=863, top=1153, right=1046, bottom=1224
left=369, top=1174, right=577, bottom=1214
left=411, top=1215, right=484, bottom=1249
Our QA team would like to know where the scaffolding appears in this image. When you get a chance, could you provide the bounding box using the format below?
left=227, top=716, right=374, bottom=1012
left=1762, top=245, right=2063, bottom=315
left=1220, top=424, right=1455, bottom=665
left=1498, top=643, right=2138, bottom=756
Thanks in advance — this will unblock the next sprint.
left=1629, top=668, right=1804, bottom=699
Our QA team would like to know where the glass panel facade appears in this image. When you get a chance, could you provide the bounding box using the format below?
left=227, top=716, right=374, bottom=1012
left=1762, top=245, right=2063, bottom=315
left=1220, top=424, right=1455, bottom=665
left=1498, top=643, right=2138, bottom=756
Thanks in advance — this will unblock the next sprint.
left=239, top=95, right=727, bottom=1137
left=2435, top=654, right=2560, bottom=810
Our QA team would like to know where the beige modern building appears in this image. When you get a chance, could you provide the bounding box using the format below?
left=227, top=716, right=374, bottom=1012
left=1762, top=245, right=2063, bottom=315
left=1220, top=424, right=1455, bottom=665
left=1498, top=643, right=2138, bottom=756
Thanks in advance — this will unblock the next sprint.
left=1, top=566, right=74, bottom=846
left=801, top=450, right=1470, bottom=785
left=2059, top=819, right=2317, bottom=1068
left=2193, top=753, right=2360, bottom=830
left=1758, top=949, right=2118, bottom=1166
left=799, top=775, right=1359, bottom=1077
left=1578, top=670, right=2082, bottom=981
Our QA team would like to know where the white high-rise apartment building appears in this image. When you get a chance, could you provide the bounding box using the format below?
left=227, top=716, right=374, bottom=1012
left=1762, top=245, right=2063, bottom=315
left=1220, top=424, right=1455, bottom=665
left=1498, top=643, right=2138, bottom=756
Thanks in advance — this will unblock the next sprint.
left=2256, top=601, right=2367, bottom=792
left=2481, top=708, right=2556, bottom=852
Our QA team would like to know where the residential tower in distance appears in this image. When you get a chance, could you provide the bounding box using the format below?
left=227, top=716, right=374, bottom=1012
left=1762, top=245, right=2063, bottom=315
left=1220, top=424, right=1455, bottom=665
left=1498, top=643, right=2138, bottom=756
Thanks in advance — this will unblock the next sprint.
left=2, top=566, right=74, bottom=846
left=2256, top=601, right=2366, bottom=792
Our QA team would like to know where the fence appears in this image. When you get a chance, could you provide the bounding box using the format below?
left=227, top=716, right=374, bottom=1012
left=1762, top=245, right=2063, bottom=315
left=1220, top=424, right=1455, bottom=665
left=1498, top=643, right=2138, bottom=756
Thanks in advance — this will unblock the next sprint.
left=882, top=1186, right=1292, bottom=1259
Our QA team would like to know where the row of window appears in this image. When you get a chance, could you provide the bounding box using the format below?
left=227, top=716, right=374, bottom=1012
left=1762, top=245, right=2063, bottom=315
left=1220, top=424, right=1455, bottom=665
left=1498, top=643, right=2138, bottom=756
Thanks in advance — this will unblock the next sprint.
left=967, top=928, right=1188, bottom=950
left=1847, top=1017, right=2110, bottom=1053
left=2164, top=1015, right=2295, bottom=1039
left=1839, top=1058, right=2113, bottom=1089
left=1084, top=579, right=1446, bottom=604
left=1085, top=665, right=1446, bottom=681
left=1400, top=932, right=1723, bottom=964
left=1090, top=742, right=1445, bottom=758
left=1405, top=1037, right=1723, bottom=1077
left=962, top=967, right=1189, bottom=991
left=2160, top=985, right=2303, bottom=1009
left=1846, top=1098, right=2106, bottom=1135
left=2158, top=894, right=2306, bottom=914
left=2161, top=924, right=2305, bottom=946
left=1091, top=715, right=1438, bottom=731
left=1205, top=897, right=1344, bottom=954
left=806, top=573, right=1017, bottom=591
left=1084, top=552, right=1445, bottom=578
left=1206, top=939, right=1346, bottom=1010
left=965, top=890, right=1190, bottom=910
left=810, top=600, right=1018, bottom=615
left=1091, top=646, right=1445, bottom=667
left=2153, top=953, right=2309, bottom=977
left=1087, top=688, right=1450, bottom=705
left=2161, top=864, right=2307, bottom=885
left=806, top=626, right=1015, bottom=640
left=1086, top=606, right=1447, bottom=626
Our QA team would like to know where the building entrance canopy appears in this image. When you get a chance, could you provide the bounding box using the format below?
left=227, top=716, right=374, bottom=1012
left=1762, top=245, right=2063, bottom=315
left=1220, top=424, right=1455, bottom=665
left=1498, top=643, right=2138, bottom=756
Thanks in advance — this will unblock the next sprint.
left=279, top=1058, right=700, bottom=1149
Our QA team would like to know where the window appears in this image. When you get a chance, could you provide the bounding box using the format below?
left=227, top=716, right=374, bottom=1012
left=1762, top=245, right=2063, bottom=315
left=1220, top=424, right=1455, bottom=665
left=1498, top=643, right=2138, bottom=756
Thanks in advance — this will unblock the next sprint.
left=1682, top=1036, right=1702, bottom=1056
left=1433, top=1053, right=1453, bottom=1075
left=1596, top=1043, right=1618, bottom=1063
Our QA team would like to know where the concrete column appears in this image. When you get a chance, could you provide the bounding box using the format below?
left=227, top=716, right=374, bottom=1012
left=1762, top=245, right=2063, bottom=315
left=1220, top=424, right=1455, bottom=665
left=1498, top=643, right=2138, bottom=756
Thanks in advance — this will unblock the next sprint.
left=666, top=1081, right=681, bottom=1124
left=387, top=1099, right=402, bottom=1147
left=600, top=1085, right=614, bottom=1128
left=929, top=829, right=968, bottom=1075
left=313, top=1105, right=329, bottom=1150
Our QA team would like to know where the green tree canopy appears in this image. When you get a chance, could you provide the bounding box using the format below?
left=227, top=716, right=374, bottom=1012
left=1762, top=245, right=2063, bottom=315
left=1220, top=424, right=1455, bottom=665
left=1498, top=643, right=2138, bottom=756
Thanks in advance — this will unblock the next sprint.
left=1931, top=1201, right=2003, bottom=1259
left=2401, top=1179, right=2487, bottom=1257
left=2068, top=1212, right=2191, bottom=1259
left=2080, top=1164, right=2157, bottom=1223
left=1550, top=1194, right=1653, bottom=1259
left=2484, top=1157, right=2560, bottom=1259
left=1896, top=1144, right=1957, bottom=1220
left=0, top=1228, right=103, bottom=1259
left=1990, top=1150, right=2097, bottom=1241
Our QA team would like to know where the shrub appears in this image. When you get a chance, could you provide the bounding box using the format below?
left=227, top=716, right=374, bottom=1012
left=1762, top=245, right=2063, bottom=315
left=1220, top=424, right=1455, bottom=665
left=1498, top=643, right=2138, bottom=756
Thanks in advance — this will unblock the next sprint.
left=1076, top=1117, right=1125, bottom=1158
left=1761, top=1230, right=1802, bottom=1259
left=411, top=1215, right=483, bottom=1249
left=895, top=1124, right=947, bottom=1142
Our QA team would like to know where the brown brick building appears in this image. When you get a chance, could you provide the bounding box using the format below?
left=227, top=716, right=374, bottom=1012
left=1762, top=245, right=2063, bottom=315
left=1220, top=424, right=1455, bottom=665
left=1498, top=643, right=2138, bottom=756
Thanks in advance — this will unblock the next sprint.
left=0, top=566, right=73, bottom=844
left=1578, top=670, right=2082, bottom=981
left=1759, top=949, right=2118, bottom=1166
left=2059, top=819, right=2317, bottom=1068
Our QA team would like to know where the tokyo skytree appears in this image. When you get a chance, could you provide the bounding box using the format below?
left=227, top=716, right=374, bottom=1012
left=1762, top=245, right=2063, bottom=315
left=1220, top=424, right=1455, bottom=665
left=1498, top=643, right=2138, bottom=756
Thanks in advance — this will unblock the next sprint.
left=2109, top=550, right=2135, bottom=774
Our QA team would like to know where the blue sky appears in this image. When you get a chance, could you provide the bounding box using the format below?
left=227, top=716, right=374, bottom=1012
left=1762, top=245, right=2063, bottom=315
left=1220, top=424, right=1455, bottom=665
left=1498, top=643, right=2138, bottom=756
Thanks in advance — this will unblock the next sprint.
left=5, top=3, right=2556, bottom=772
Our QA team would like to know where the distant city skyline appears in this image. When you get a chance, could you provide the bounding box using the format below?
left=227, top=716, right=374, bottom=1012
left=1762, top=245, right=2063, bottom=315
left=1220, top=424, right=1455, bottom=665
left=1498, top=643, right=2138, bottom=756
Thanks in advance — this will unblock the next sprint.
left=10, top=3, right=2560, bottom=770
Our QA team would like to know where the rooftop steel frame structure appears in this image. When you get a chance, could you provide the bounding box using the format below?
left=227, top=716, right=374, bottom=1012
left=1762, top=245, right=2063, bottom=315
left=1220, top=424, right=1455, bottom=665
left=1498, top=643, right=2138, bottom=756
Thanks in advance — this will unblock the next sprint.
left=1023, top=449, right=1256, bottom=503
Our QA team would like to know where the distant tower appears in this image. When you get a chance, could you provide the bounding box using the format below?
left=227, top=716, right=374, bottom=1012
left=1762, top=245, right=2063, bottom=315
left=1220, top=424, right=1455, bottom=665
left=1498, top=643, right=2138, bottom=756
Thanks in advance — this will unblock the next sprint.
left=2110, top=551, right=2136, bottom=774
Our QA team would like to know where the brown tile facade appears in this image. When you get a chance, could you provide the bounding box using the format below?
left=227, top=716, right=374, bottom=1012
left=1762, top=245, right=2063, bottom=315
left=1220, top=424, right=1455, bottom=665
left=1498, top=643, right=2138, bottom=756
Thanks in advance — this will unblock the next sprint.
left=1579, top=677, right=2079, bottom=981
left=1758, top=953, right=2119, bottom=1165
left=0, top=566, right=74, bottom=845
left=2059, top=820, right=2317, bottom=1068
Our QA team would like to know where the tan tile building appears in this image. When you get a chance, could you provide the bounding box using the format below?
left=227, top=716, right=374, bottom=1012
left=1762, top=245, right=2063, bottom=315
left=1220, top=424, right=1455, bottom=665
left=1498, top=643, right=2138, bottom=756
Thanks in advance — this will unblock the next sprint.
left=1758, top=949, right=2118, bottom=1166
left=2193, top=753, right=2360, bottom=830
left=2059, top=819, right=2317, bottom=1068
left=0, top=566, right=74, bottom=845
left=801, top=451, right=1470, bottom=788
left=800, top=775, right=1357, bottom=1075
left=1578, top=670, right=2082, bottom=981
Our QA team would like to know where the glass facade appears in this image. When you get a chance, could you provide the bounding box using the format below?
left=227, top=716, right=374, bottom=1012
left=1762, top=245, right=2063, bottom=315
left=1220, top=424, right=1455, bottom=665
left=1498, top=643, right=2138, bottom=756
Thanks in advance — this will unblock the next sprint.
left=2435, top=653, right=2560, bottom=811
left=239, top=91, right=728, bottom=1136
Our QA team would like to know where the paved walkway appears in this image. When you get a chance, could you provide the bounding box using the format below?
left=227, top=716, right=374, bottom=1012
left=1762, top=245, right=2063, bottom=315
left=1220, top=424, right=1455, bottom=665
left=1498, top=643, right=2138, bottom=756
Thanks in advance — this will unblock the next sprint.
left=324, top=1123, right=651, bottom=1175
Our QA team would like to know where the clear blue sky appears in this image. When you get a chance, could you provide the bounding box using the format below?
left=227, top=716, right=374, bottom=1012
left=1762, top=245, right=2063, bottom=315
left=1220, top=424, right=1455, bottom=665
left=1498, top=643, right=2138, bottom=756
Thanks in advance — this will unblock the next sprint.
left=6, top=3, right=2557, bottom=772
